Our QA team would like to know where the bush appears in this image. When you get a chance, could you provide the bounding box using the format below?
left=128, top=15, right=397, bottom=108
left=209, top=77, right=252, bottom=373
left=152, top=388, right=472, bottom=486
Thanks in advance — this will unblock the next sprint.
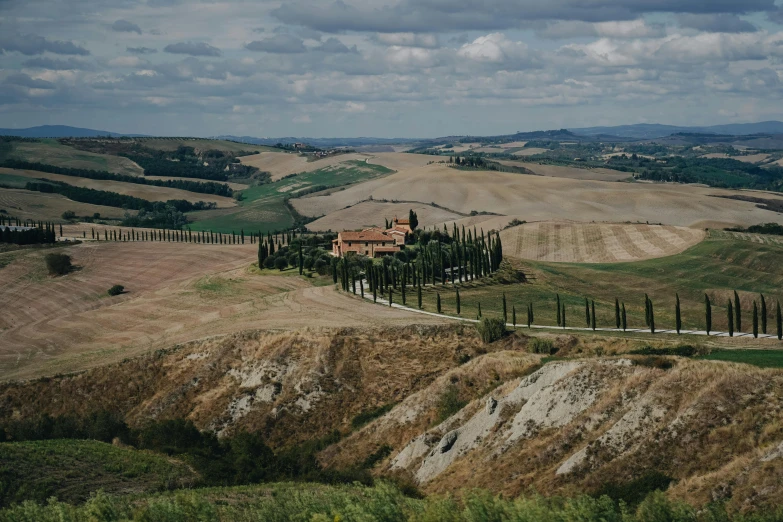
left=107, top=285, right=124, bottom=296
left=529, top=338, right=555, bottom=355
left=61, top=210, right=76, bottom=220
left=274, top=257, right=288, bottom=271
left=476, top=317, right=506, bottom=344
left=436, top=384, right=467, bottom=424
left=44, top=253, right=72, bottom=276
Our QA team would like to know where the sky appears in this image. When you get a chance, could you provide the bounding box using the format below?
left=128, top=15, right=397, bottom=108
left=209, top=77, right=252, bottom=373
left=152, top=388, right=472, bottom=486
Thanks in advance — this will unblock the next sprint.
left=1, top=0, right=783, bottom=138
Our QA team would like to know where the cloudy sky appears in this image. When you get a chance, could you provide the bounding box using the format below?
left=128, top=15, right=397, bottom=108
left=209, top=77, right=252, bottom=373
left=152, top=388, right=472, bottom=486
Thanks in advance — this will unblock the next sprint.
left=1, top=0, right=783, bottom=137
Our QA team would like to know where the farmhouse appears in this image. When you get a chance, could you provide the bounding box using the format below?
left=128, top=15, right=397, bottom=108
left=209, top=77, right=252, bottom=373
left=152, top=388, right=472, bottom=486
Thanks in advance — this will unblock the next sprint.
left=332, top=228, right=400, bottom=257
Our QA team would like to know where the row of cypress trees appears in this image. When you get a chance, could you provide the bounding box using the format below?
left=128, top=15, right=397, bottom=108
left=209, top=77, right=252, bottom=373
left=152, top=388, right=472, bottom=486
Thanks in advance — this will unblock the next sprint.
left=0, top=220, right=57, bottom=245
left=82, top=227, right=303, bottom=247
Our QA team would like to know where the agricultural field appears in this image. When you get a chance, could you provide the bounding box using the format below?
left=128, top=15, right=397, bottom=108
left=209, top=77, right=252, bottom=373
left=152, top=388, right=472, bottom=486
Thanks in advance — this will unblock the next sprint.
left=416, top=232, right=783, bottom=335
left=0, top=240, right=434, bottom=380
left=0, top=440, right=196, bottom=506
left=496, top=160, right=632, bottom=181
left=291, top=163, right=783, bottom=228
left=133, top=138, right=268, bottom=154
left=306, top=200, right=462, bottom=232
left=0, top=167, right=237, bottom=207
left=191, top=160, right=394, bottom=234
left=240, top=151, right=371, bottom=181
left=499, top=221, right=705, bottom=263
left=0, top=187, right=129, bottom=221
left=1, top=139, right=144, bottom=176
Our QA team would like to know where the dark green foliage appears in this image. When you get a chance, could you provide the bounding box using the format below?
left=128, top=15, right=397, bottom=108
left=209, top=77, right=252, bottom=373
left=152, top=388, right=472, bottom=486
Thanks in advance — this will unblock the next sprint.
left=274, top=257, right=288, bottom=271
left=360, top=445, right=393, bottom=469
left=408, top=209, right=418, bottom=230
left=615, top=298, right=620, bottom=329
left=675, top=293, right=681, bottom=334
left=728, top=300, right=734, bottom=337
left=596, top=471, right=673, bottom=507
left=561, top=303, right=566, bottom=328
left=456, top=288, right=461, bottom=315
left=351, top=403, right=397, bottom=429
left=621, top=303, right=627, bottom=331
left=761, top=294, right=768, bottom=335
left=645, top=293, right=651, bottom=327
left=585, top=298, right=591, bottom=327
left=0, top=222, right=55, bottom=245
left=649, top=299, right=655, bottom=334
left=502, top=293, right=507, bottom=323
left=107, top=285, right=124, bottom=296
left=436, top=385, right=467, bottom=424
left=528, top=302, right=534, bottom=328
left=121, top=204, right=188, bottom=229
left=436, top=292, right=441, bottom=313
left=512, top=305, right=516, bottom=327
left=528, top=338, right=554, bottom=355
left=734, top=290, right=742, bottom=332
left=44, top=253, right=72, bottom=275
left=556, top=294, right=561, bottom=326
left=61, top=210, right=76, bottom=220
left=753, top=301, right=759, bottom=338
left=630, top=345, right=698, bottom=357
left=476, top=317, right=506, bottom=344
left=705, top=294, right=712, bottom=335
left=778, top=301, right=782, bottom=341
left=591, top=300, right=596, bottom=331
left=417, top=285, right=422, bottom=309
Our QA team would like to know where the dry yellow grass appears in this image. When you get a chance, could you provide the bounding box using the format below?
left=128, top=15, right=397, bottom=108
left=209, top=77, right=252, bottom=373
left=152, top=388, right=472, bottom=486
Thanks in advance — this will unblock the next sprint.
left=497, top=160, right=632, bottom=181
left=365, top=152, right=433, bottom=170
left=291, top=163, right=783, bottom=228
left=499, top=221, right=705, bottom=263
left=701, top=153, right=770, bottom=164
left=0, top=187, right=129, bottom=221
left=305, top=201, right=462, bottom=232
left=0, top=241, right=442, bottom=381
left=0, top=168, right=236, bottom=208
left=240, top=152, right=372, bottom=181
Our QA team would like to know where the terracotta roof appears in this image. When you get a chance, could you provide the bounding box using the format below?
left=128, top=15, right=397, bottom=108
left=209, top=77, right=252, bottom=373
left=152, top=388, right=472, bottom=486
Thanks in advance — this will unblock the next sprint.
left=339, top=230, right=394, bottom=241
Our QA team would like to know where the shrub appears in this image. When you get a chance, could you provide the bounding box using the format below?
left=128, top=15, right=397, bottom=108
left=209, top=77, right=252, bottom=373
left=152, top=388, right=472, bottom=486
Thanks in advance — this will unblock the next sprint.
left=631, top=345, right=699, bottom=357
left=44, top=253, right=72, bottom=276
left=61, top=210, right=76, bottom=220
left=476, top=317, right=506, bottom=344
left=107, top=285, right=125, bottom=296
left=274, top=257, right=288, bottom=271
left=436, top=384, right=467, bottom=424
left=529, top=338, right=555, bottom=355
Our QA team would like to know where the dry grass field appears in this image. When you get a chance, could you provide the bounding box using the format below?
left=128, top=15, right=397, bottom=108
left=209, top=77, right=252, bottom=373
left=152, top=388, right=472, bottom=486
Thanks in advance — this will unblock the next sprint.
left=305, top=201, right=462, bottom=232
left=0, top=188, right=129, bottom=221
left=499, top=221, right=705, bottom=263
left=136, top=138, right=261, bottom=154
left=240, top=152, right=372, bottom=181
left=0, top=241, right=439, bottom=380
left=365, top=152, right=434, bottom=170
left=0, top=168, right=237, bottom=208
left=6, top=140, right=144, bottom=176
left=497, top=160, right=632, bottom=181
left=510, top=147, right=548, bottom=156
left=291, top=163, right=783, bottom=228
left=701, top=152, right=771, bottom=163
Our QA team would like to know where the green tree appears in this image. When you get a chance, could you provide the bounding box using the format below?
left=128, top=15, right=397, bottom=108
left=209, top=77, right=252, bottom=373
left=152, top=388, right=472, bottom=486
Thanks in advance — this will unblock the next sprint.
left=389, top=289, right=393, bottom=307
left=360, top=279, right=364, bottom=298
left=417, top=285, right=422, bottom=309
left=621, top=303, right=627, bottom=331
left=728, top=300, right=734, bottom=337
left=644, top=293, right=650, bottom=327
left=437, top=292, right=442, bottom=313
left=561, top=303, right=566, bottom=329
left=512, top=306, right=516, bottom=328
left=502, top=293, right=507, bottom=323
left=556, top=294, right=561, bottom=326
left=675, top=293, right=681, bottom=334
left=734, top=290, right=742, bottom=332
left=705, top=294, right=712, bottom=335
left=753, top=301, right=759, bottom=338
left=527, top=303, right=533, bottom=328
left=456, top=288, right=461, bottom=315
left=585, top=298, right=590, bottom=327
left=649, top=299, right=655, bottom=334
left=615, top=298, right=620, bottom=329
left=408, top=209, right=419, bottom=231
left=298, top=243, right=303, bottom=275
left=477, top=302, right=482, bottom=319
left=590, top=300, right=596, bottom=331
left=761, top=294, right=768, bottom=335
left=777, top=300, right=782, bottom=341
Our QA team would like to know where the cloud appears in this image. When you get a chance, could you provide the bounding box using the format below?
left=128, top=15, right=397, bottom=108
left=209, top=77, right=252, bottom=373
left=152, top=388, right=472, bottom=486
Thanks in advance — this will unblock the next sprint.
left=5, top=73, right=56, bottom=89
left=109, top=56, right=146, bottom=67
left=538, top=20, right=666, bottom=39
left=272, top=0, right=777, bottom=34
left=22, top=57, right=94, bottom=70
left=245, top=34, right=307, bottom=53
left=375, top=33, right=439, bottom=48
left=457, top=33, right=536, bottom=68
left=163, top=42, right=222, bottom=57
left=127, top=46, right=157, bottom=54
left=112, top=20, right=142, bottom=34
left=316, top=37, right=354, bottom=53
left=0, top=32, right=89, bottom=56
left=677, top=14, right=757, bottom=33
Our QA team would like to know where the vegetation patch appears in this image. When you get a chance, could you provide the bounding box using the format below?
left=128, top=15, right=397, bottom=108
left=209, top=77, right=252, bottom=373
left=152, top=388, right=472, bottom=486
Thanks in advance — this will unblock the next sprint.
left=697, top=349, right=783, bottom=368
left=44, top=253, right=72, bottom=276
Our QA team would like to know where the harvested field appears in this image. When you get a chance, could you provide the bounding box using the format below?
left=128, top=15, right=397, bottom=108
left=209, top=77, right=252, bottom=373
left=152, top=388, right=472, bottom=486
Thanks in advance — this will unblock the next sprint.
left=365, top=152, right=433, bottom=170
left=135, top=138, right=263, bottom=154
left=306, top=201, right=462, bottom=232
left=5, top=140, right=144, bottom=176
left=500, top=221, right=706, bottom=263
left=701, top=153, right=770, bottom=163
left=291, top=163, right=783, bottom=228
left=240, top=152, right=371, bottom=181
left=0, top=187, right=129, bottom=221
left=0, top=168, right=236, bottom=208
left=0, top=241, right=441, bottom=380
left=511, top=147, right=548, bottom=156
left=496, top=161, right=632, bottom=181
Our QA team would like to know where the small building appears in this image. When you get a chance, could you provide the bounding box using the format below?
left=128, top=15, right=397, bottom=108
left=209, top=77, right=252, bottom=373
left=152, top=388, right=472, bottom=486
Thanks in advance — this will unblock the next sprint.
left=332, top=228, right=401, bottom=258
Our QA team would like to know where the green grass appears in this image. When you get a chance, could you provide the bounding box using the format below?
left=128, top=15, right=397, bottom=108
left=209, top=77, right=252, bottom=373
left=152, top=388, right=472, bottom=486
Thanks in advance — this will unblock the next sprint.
left=189, top=160, right=393, bottom=234
left=417, top=234, right=783, bottom=335
left=0, top=439, right=197, bottom=507
left=698, top=349, right=783, bottom=368
left=5, top=140, right=144, bottom=176
left=0, top=171, right=36, bottom=188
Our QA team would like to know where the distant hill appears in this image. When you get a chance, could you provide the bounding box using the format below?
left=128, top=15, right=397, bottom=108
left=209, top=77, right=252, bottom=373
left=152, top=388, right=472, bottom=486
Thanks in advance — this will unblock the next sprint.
left=570, top=121, right=783, bottom=139
left=214, top=135, right=416, bottom=148
left=0, top=125, right=147, bottom=138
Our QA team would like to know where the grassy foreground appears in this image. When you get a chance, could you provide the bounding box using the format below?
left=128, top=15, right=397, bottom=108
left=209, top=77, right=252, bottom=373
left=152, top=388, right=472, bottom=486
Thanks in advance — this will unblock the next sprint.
left=417, top=234, right=783, bottom=336
left=3, top=481, right=782, bottom=522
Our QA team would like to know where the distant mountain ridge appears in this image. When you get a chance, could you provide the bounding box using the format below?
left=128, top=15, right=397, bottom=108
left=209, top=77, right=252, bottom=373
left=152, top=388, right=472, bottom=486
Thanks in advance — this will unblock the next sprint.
left=569, top=121, right=783, bottom=139
left=0, top=125, right=148, bottom=138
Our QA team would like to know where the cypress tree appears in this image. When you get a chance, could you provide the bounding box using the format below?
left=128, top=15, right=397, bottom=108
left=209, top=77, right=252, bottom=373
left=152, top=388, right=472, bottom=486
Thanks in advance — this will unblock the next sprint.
left=417, top=285, right=422, bottom=309
left=705, top=294, right=712, bottom=335
left=352, top=274, right=356, bottom=294
left=561, top=303, right=566, bottom=329
left=644, top=294, right=650, bottom=327
left=502, top=293, right=507, bottom=323
left=556, top=294, right=561, bottom=327
left=527, top=303, right=532, bottom=328
left=621, top=303, right=627, bottom=331
left=478, top=302, right=482, bottom=319
left=512, top=306, right=516, bottom=327
left=456, top=288, right=461, bottom=315
left=401, top=279, right=406, bottom=305
left=728, top=300, right=734, bottom=337
left=373, top=284, right=377, bottom=303
left=59, top=224, right=63, bottom=237
left=753, top=301, right=759, bottom=338
left=675, top=293, right=681, bottom=334
left=360, top=279, right=364, bottom=298
left=649, top=300, right=655, bottom=334
left=298, top=243, right=303, bottom=275
left=734, top=290, right=742, bottom=332
left=761, top=294, right=768, bottom=335
left=437, top=293, right=442, bottom=313
left=777, top=300, right=782, bottom=341
left=591, top=300, right=596, bottom=331
left=585, top=298, right=590, bottom=327
left=615, top=298, right=620, bottom=329
left=389, top=288, right=393, bottom=307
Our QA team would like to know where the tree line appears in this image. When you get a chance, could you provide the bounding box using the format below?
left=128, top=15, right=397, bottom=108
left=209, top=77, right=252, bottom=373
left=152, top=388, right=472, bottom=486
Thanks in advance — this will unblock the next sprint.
left=0, top=218, right=56, bottom=245
left=0, top=159, right=234, bottom=196
left=24, top=181, right=217, bottom=214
